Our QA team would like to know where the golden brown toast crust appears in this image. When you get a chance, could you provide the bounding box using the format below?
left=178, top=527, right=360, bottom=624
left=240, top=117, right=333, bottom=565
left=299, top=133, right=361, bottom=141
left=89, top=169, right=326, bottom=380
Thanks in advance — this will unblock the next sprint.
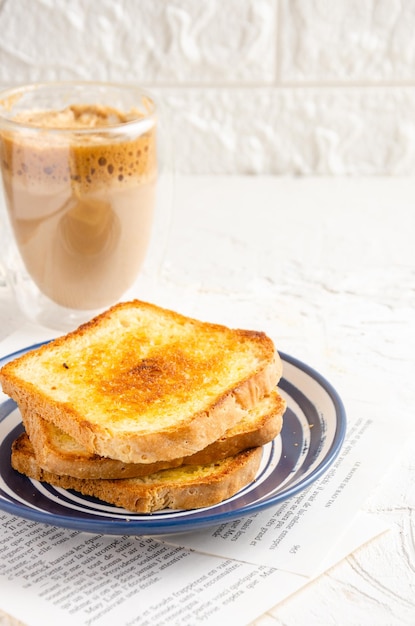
left=11, top=433, right=263, bottom=513
left=21, top=391, right=285, bottom=479
left=0, top=300, right=282, bottom=464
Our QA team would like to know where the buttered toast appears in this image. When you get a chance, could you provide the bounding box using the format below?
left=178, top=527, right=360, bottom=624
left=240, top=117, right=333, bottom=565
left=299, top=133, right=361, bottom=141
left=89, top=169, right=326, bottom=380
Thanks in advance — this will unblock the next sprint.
left=11, top=433, right=263, bottom=513
left=21, top=391, right=286, bottom=479
left=0, top=300, right=281, bottom=464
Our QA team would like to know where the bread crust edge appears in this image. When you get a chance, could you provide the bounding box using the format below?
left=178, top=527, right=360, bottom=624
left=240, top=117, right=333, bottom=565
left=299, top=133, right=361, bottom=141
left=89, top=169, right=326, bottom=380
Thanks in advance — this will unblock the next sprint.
left=11, top=434, right=263, bottom=513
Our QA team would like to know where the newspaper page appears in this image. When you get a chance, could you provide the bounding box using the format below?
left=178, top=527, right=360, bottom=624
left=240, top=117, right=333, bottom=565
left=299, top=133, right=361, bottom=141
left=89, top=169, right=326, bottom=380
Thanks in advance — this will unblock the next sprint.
left=0, top=510, right=387, bottom=626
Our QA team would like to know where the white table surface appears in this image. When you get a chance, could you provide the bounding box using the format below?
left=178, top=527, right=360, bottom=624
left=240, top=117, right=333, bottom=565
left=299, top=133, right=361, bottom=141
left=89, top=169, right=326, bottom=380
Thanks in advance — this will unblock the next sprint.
left=0, top=176, right=414, bottom=626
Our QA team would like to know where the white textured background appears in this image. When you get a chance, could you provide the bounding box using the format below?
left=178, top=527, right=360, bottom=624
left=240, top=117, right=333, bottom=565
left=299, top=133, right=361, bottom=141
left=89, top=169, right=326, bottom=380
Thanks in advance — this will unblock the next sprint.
left=1, top=0, right=415, bottom=175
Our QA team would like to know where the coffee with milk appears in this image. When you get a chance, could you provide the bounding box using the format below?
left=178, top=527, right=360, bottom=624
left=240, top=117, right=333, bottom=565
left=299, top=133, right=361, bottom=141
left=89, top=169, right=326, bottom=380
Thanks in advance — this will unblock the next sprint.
left=0, top=104, right=157, bottom=310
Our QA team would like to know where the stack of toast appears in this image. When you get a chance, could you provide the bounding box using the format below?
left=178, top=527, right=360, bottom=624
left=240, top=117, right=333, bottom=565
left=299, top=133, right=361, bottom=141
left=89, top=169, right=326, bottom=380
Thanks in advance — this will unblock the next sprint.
left=0, top=300, right=286, bottom=513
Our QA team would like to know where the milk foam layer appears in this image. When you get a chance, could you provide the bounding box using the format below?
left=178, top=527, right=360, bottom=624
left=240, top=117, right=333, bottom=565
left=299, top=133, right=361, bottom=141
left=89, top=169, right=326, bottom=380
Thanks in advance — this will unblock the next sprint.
left=0, top=105, right=157, bottom=309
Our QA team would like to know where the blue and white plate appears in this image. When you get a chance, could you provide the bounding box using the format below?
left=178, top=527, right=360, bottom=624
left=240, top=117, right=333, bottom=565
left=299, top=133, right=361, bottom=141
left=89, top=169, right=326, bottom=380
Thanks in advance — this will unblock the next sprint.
left=0, top=345, right=346, bottom=536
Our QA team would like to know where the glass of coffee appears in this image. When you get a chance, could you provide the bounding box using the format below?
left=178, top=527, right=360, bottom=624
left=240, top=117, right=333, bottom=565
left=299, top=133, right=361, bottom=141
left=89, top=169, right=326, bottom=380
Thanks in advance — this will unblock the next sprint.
left=0, top=82, right=171, bottom=329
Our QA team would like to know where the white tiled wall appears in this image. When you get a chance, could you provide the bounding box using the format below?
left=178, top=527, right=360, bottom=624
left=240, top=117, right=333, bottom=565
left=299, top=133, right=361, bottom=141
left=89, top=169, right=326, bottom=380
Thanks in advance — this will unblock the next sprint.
left=1, top=0, right=414, bottom=175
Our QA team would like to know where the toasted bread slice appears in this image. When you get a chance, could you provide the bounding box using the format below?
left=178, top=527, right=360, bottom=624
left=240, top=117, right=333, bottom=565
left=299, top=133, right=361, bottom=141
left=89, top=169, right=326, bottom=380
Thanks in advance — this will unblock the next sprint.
left=21, top=391, right=285, bottom=479
left=11, top=433, right=263, bottom=513
left=0, top=300, right=281, bottom=464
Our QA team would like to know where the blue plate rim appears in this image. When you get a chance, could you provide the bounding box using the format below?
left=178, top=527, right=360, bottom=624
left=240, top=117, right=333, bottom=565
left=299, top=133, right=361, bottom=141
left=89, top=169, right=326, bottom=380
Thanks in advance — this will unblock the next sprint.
left=0, top=343, right=347, bottom=535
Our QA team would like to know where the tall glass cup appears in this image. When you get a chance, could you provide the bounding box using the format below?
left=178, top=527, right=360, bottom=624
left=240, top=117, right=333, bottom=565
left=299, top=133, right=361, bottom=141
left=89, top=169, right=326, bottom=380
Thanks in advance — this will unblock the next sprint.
left=0, top=82, right=171, bottom=330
